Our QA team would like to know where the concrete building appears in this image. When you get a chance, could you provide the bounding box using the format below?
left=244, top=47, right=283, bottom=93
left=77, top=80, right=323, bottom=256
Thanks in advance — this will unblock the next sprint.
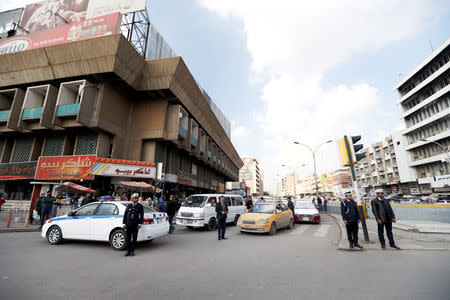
left=277, top=172, right=300, bottom=197
left=0, top=34, right=242, bottom=202
left=395, top=37, right=450, bottom=193
left=322, top=169, right=351, bottom=195
left=239, top=157, right=262, bottom=195
left=354, top=135, right=419, bottom=195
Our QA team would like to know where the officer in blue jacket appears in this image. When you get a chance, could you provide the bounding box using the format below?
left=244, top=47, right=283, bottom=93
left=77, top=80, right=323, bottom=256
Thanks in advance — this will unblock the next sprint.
left=123, top=193, right=144, bottom=257
left=341, top=192, right=363, bottom=249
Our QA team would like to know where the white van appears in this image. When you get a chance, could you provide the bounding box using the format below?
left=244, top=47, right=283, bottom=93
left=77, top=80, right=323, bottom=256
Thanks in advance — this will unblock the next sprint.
left=176, top=194, right=245, bottom=230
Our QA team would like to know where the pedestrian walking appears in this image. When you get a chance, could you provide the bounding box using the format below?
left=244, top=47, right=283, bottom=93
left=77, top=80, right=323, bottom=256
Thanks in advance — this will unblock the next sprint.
left=287, top=196, right=295, bottom=219
left=35, top=193, right=44, bottom=220
left=123, top=193, right=144, bottom=257
left=341, top=192, right=363, bottom=249
left=371, top=189, right=400, bottom=250
left=166, top=195, right=177, bottom=234
left=0, top=194, right=5, bottom=211
left=40, top=191, right=55, bottom=228
left=216, top=196, right=228, bottom=240
left=245, top=197, right=253, bottom=210
left=317, top=196, right=323, bottom=211
left=158, top=195, right=166, bottom=212
left=323, top=196, right=328, bottom=212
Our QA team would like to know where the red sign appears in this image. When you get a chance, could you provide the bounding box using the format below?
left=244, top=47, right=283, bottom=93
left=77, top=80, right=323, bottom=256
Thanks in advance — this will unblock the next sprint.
left=0, top=12, right=120, bottom=55
left=35, top=155, right=96, bottom=180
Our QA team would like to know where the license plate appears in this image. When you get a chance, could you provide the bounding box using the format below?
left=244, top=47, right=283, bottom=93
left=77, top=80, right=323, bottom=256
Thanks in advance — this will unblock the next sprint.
left=245, top=225, right=251, bottom=228
left=302, top=217, right=309, bottom=221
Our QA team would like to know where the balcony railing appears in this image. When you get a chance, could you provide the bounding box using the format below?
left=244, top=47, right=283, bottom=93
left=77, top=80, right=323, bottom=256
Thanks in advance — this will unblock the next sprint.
left=0, top=110, right=10, bottom=121
left=22, top=107, right=43, bottom=119
left=190, top=136, right=197, bottom=147
left=56, top=103, right=80, bottom=116
left=178, top=125, right=187, bottom=139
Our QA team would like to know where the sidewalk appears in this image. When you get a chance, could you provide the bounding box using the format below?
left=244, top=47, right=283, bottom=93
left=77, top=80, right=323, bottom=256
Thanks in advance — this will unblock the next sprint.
left=0, top=211, right=41, bottom=233
left=327, top=212, right=450, bottom=251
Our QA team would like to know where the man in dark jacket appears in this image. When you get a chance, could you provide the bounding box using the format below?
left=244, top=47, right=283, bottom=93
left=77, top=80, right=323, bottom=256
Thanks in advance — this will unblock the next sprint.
left=287, top=196, right=295, bottom=220
left=216, top=196, right=228, bottom=240
left=166, top=194, right=177, bottom=234
left=40, top=191, right=55, bottom=227
left=122, top=193, right=144, bottom=256
left=341, top=192, right=363, bottom=249
left=371, top=189, right=400, bottom=250
left=245, top=197, right=253, bottom=210
left=81, top=192, right=94, bottom=206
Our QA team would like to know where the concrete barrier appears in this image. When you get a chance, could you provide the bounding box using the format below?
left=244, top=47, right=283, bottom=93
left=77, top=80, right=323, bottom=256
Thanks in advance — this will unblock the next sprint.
left=327, top=203, right=450, bottom=223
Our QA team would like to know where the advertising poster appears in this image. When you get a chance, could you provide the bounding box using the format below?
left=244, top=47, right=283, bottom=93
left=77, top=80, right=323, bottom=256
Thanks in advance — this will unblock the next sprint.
left=35, top=155, right=96, bottom=180
left=86, top=0, right=146, bottom=19
left=0, top=12, right=120, bottom=55
left=0, top=8, right=24, bottom=33
left=20, top=0, right=89, bottom=34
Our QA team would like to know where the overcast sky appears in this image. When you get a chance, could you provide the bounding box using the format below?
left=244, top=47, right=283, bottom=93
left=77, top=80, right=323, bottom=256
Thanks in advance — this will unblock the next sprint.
left=2, top=0, right=450, bottom=193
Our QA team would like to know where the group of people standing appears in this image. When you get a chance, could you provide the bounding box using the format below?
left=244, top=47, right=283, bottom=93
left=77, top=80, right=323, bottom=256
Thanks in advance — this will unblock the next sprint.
left=340, top=189, right=400, bottom=250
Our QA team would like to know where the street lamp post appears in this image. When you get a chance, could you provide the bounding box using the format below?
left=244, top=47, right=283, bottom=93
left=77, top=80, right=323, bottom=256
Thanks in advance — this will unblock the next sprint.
left=281, top=164, right=306, bottom=197
left=293, top=140, right=332, bottom=196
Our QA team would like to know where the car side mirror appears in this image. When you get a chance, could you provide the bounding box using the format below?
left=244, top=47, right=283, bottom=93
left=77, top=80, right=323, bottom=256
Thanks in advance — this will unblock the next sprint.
left=205, top=203, right=211, bottom=208
left=276, top=209, right=281, bottom=214
left=68, top=211, right=74, bottom=217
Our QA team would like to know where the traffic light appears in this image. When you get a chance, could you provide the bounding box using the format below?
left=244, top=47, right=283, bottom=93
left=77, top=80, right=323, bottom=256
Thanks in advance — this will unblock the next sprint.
left=348, top=135, right=366, bottom=163
left=337, top=135, right=366, bottom=167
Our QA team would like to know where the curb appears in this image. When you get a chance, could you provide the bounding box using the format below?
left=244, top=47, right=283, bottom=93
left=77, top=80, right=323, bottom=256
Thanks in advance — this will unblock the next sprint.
left=0, top=227, right=40, bottom=233
left=326, top=212, right=351, bottom=250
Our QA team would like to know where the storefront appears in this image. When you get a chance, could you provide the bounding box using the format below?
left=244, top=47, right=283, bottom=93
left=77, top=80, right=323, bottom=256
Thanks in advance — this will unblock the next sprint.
left=0, top=162, right=37, bottom=212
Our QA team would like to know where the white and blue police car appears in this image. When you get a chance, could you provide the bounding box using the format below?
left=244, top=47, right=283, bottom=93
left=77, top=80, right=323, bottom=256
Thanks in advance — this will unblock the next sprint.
left=41, top=201, right=169, bottom=251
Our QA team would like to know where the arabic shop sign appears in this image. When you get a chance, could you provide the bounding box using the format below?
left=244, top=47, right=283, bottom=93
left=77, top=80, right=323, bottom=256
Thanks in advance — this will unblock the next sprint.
left=35, top=155, right=96, bottom=180
left=92, top=162, right=156, bottom=179
left=0, top=162, right=37, bottom=180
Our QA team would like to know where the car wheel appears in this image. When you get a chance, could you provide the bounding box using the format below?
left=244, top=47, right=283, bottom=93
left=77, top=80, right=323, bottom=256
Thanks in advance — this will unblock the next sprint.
left=269, top=222, right=277, bottom=235
left=233, top=215, right=240, bottom=226
left=110, top=229, right=127, bottom=251
left=206, top=218, right=217, bottom=231
left=288, top=218, right=294, bottom=229
left=47, top=226, right=63, bottom=245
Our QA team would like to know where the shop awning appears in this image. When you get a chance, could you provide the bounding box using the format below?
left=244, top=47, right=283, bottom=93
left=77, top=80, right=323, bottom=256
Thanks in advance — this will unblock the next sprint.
left=119, top=181, right=154, bottom=189
left=55, top=182, right=95, bottom=193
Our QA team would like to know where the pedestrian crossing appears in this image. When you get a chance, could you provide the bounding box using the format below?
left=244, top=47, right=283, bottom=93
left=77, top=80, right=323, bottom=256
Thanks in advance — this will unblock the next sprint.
left=289, top=224, right=332, bottom=238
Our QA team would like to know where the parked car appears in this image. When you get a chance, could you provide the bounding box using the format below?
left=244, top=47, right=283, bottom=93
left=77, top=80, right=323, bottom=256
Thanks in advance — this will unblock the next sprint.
left=237, top=201, right=294, bottom=235
left=42, top=201, right=169, bottom=251
left=293, top=201, right=320, bottom=224
left=176, top=194, right=245, bottom=230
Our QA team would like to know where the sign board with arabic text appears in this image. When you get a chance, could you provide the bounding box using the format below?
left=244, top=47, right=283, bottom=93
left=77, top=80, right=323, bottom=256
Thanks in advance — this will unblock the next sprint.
left=35, top=155, right=96, bottom=180
left=92, top=162, right=156, bottom=179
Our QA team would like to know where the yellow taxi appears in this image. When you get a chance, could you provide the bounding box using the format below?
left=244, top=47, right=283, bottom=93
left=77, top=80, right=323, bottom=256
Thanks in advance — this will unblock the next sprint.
left=237, top=201, right=294, bottom=235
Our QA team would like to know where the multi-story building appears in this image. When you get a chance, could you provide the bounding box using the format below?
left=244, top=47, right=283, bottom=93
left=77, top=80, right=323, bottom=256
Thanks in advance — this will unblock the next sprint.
left=297, top=174, right=316, bottom=195
left=239, top=157, right=262, bottom=195
left=322, top=169, right=351, bottom=195
left=0, top=10, right=242, bottom=205
left=277, top=172, right=300, bottom=197
left=354, top=135, right=419, bottom=194
left=395, top=37, right=450, bottom=193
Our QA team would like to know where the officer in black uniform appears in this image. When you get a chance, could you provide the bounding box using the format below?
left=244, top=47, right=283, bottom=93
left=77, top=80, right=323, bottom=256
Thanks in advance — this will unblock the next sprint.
left=123, top=193, right=144, bottom=257
left=340, top=192, right=363, bottom=249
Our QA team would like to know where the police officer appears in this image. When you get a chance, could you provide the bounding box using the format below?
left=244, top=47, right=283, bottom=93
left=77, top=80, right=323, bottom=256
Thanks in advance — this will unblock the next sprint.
left=122, top=193, right=144, bottom=256
left=371, top=189, right=400, bottom=250
left=340, top=192, right=363, bottom=249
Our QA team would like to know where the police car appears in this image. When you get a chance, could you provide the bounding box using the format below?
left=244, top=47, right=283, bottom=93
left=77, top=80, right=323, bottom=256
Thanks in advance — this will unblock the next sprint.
left=41, top=201, right=169, bottom=251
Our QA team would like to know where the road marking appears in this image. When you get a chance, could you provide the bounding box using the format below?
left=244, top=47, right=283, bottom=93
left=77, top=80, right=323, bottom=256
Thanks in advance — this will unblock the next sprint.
left=313, top=225, right=331, bottom=238
left=290, top=225, right=310, bottom=235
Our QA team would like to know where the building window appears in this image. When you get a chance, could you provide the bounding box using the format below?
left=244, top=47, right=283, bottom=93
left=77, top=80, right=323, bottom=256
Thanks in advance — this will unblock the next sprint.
left=11, top=136, right=34, bottom=162
left=43, top=134, right=65, bottom=156
left=75, top=132, right=98, bottom=155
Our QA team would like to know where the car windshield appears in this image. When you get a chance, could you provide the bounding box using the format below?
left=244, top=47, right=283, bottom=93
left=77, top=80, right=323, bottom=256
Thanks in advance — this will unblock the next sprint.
left=182, top=196, right=208, bottom=207
left=295, top=203, right=316, bottom=209
left=250, top=204, right=274, bottom=214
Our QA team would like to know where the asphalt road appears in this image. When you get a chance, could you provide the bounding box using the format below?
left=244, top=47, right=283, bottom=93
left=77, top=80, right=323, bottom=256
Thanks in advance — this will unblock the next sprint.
left=0, top=214, right=449, bottom=300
